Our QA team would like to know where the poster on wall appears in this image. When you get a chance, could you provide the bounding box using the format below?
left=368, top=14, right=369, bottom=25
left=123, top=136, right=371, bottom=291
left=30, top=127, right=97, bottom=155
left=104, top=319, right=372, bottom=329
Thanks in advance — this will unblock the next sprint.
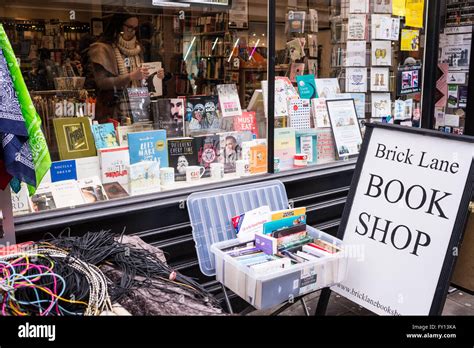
left=331, top=124, right=474, bottom=315
left=442, top=45, right=471, bottom=71
left=397, top=64, right=422, bottom=96
left=326, top=99, right=363, bottom=158
left=229, top=0, right=249, bottom=29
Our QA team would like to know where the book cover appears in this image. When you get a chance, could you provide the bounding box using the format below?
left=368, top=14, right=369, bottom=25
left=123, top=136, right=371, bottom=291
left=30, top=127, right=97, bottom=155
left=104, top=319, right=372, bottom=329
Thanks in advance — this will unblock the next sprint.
left=262, top=77, right=299, bottom=118
left=99, top=146, right=130, bottom=189
left=309, top=9, right=318, bottom=32
left=296, top=129, right=318, bottom=165
left=103, top=182, right=130, bottom=200
left=394, top=100, right=406, bottom=120
left=194, top=134, right=220, bottom=178
left=315, top=128, right=336, bottom=164
left=128, top=130, right=168, bottom=167
left=349, top=0, right=369, bottom=13
left=50, top=160, right=77, bottom=183
left=308, top=35, right=318, bottom=58
left=288, top=11, right=306, bottom=33
left=142, top=62, right=163, bottom=98
left=186, top=96, right=221, bottom=134
left=311, top=98, right=331, bottom=128
left=11, top=183, right=32, bottom=216
left=308, top=59, right=318, bottom=76
left=351, top=93, right=366, bottom=119
left=30, top=183, right=57, bottom=212
left=127, top=87, right=151, bottom=123
left=129, top=161, right=161, bottom=196
left=286, top=38, right=305, bottom=61
left=76, top=156, right=101, bottom=180
left=315, top=78, right=340, bottom=99
left=372, top=40, right=392, bottom=66
left=116, top=123, right=154, bottom=146
left=346, top=68, right=368, bottom=93
left=151, top=99, right=185, bottom=138
left=91, top=123, right=119, bottom=150
left=371, top=14, right=392, bottom=40
left=371, top=68, right=390, bottom=92
left=53, top=117, right=97, bottom=160
left=242, top=139, right=267, bottom=162
left=290, top=63, right=305, bottom=83
left=371, top=93, right=392, bottom=118
left=234, top=111, right=258, bottom=137
left=346, top=41, right=366, bottom=67
left=168, top=138, right=197, bottom=181
left=296, top=75, right=318, bottom=99
left=401, top=29, right=420, bottom=51
left=78, top=176, right=108, bottom=204
left=249, top=144, right=268, bottom=175
left=274, top=128, right=296, bottom=171
left=459, top=86, right=468, bottom=108
left=347, top=15, right=368, bottom=40
left=374, top=0, right=392, bottom=13
left=51, top=180, right=85, bottom=208
left=217, top=84, right=242, bottom=118
left=448, top=85, right=459, bottom=108
left=288, top=99, right=312, bottom=130
left=219, top=131, right=253, bottom=173
left=263, top=215, right=307, bottom=235
left=405, top=99, right=414, bottom=119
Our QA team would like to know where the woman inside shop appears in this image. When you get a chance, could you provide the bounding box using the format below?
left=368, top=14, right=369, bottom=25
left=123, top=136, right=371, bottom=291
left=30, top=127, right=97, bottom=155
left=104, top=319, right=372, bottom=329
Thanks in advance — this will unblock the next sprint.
left=89, top=8, right=165, bottom=123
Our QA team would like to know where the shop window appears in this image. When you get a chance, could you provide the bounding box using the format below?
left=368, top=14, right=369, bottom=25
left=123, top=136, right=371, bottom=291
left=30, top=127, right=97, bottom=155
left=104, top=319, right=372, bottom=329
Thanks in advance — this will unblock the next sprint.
left=2, top=0, right=270, bottom=215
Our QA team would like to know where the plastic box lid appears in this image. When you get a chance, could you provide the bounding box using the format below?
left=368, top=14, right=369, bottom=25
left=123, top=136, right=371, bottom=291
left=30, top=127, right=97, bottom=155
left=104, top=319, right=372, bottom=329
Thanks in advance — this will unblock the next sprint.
left=187, top=180, right=289, bottom=276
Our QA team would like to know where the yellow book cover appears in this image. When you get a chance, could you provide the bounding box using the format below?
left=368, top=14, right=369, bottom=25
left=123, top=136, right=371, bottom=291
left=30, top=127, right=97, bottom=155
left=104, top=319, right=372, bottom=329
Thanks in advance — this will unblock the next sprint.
left=53, top=118, right=97, bottom=160
left=271, top=207, right=307, bottom=221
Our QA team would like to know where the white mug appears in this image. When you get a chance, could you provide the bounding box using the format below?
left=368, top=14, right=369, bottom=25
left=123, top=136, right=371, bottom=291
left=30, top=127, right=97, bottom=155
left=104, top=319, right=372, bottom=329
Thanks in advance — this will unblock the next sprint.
left=236, top=160, right=250, bottom=177
left=160, top=167, right=175, bottom=186
left=186, top=166, right=206, bottom=183
left=210, top=163, right=225, bottom=181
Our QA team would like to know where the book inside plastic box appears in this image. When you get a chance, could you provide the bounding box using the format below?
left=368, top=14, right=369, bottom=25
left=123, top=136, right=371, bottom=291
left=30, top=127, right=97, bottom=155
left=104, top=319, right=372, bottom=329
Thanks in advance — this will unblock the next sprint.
left=187, top=180, right=347, bottom=311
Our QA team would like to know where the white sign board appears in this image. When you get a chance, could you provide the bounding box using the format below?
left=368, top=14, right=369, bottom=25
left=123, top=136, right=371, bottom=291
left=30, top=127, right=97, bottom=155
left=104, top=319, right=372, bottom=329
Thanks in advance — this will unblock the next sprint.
left=332, top=124, right=474, bottom=315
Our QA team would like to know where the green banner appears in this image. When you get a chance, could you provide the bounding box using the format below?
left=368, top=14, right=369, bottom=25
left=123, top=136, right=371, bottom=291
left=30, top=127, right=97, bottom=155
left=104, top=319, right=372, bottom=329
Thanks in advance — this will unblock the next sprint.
left=0, top=24, right=51, bottom=195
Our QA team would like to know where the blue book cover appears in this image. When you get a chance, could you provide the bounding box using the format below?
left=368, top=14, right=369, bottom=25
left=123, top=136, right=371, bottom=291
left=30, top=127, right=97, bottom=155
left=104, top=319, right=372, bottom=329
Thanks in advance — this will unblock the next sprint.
left=296, top=75, right=318, bottom=99
left=296, top=130, right=318, bottom=164
left=91, top=123, right=119, bottom=150
left=51, top=160, right=77, bottom=182
left=128, top=130, right=168, bottom=167
left=263, top=215, right=307, bottom=235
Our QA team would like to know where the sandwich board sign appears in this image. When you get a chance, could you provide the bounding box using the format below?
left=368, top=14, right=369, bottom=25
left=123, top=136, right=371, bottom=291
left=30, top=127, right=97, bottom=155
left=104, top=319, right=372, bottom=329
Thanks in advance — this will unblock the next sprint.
left=331, top=123, right=474, bottom=315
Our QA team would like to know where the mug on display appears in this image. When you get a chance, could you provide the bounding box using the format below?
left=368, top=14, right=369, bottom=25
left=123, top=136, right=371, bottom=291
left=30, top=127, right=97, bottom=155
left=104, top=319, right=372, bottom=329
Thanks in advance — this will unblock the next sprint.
left=236, top=160, right=250, bottom=177
left=210, top=163, right=225, bottom=181
left=186, top=166, right=206, bottom=183
left=160, top=167, right=175, bottom=186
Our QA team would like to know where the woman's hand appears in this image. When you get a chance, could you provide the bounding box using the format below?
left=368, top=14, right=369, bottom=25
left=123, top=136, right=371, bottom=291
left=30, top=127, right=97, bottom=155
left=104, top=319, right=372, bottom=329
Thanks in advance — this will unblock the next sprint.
left=157, top=68, right=165, bottom=80
left=130, top=67, right=150, bottom=81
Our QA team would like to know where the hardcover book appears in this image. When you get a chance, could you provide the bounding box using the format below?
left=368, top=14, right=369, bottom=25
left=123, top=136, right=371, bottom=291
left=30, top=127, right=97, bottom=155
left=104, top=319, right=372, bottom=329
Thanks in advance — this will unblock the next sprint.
left=194, top=134, right=220, bottom=178
left=168, top=138, right=197, bottom=181
left=129, top=161, right=161, bottom=196
left=78, top=176, right=108, bottom=203
left=274, top=128, right=296, bottom=171
left=51, top=180, right=85, bottom=208
left=234, top=111, right=258, bottom=138
left=127, top=87, right=151, bottom=123
left=217, top=84, right=242, bottom=118
left=103, top=182, right=130, bottom=200
left=242, top=139, right=267, bottom=162
left=142, top=62, right=163, bottom=98
left=185, top=96, right=221, bottom=134
left=53, top=117, right=97, bottom=160
left=91, top=123, right=119, bottom=150
left=76, top=156, right=101, bottom=180
left=116, top=123, right=154, bottom=147
left=99, top=146, right=130, bottom=189
left=219, top=131, right=253, bottom=174
left=30, top=183, right=57, bottom=212
left=50, top=160, right=77, bottom=183
left=128, top=130, right=168, bottom=167
left=151, top=98, right=185, bottom=138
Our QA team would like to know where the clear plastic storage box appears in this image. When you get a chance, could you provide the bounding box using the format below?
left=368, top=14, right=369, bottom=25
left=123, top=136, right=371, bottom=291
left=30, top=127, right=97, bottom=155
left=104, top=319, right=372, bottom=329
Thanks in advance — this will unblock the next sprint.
left=188, top=180, right=348, bottom=310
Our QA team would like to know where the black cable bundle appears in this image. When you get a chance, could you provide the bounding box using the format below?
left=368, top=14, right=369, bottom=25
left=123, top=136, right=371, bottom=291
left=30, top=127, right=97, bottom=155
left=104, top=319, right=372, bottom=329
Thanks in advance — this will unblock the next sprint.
left=44, top=230, right=221, bottom=309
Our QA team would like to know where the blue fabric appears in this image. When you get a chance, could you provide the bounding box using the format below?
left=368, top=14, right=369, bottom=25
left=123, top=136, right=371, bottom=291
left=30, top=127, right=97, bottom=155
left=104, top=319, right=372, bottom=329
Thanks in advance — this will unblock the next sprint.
left=0, top=48, right=36, bottom=188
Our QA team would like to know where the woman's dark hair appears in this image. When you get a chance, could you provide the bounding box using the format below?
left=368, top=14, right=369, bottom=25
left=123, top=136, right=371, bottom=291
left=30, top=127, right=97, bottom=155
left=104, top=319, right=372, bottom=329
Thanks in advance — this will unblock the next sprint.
left=100, top=7, right=138, bottom=44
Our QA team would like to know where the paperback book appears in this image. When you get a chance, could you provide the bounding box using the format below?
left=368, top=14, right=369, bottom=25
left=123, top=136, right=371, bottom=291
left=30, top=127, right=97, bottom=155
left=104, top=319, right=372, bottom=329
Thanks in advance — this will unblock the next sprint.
left=168, top=138, right=197, bottom=181
left=127, top=87, right=151, bottom=123
left=78, top=176, right=108, bottom=203
left=142, top=62, right=163, bottom=98
left=99, top=146, right=130, bottom=189
left=91, top=123, right=119, bottom=150
left=217, top=84, right=242, bottom=118
left=186, top=96, right=221, bottom=134
left=219, top=131, right=253, bottom=173
left=274, top=128, right=296, bottom=171
left=128, top=130, right=168, bottom=167
left=194, top=134, right=220, bottom=178
left=151, top=99, right=185, bottom=138
left=129, top=161, right=161, bottom=196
